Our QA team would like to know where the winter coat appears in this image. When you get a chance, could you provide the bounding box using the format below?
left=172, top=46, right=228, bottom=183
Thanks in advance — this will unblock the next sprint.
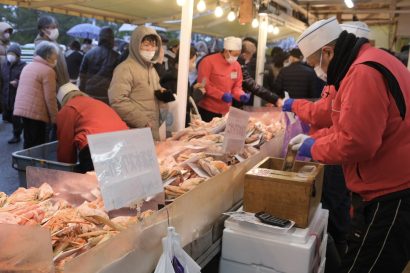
left=79, top=46, right=119, bottom=104
left=14, top=56, right=57, bottom=123
left=274, top=62, right=318, bottom=98
left=34, top=35, right=70, bottom=89
left=65, top=50, right=83, bottom=80
left=108, top=26, right=162, bottom=140
left=0, top=22, right=12, bottom=63
left=197, top=53, right=245, bottom=115
left=56, top=96, right=128, bottom=163
left=1, top=58, right=26, bottom=111
left=311, top=44, right=410, bottom=201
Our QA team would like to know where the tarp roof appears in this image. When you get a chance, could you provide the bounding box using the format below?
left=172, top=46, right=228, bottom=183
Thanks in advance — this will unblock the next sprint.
left=0, top=0, right=305, bottom=40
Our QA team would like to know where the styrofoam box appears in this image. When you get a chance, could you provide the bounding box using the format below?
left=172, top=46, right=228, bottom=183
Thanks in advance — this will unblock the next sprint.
left=219, top=258, right=281, bottom=273
left=220, top=206, right=329, bottom=273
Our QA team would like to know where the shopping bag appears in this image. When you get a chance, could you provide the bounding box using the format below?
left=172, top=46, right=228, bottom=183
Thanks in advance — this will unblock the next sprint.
left=281, top=113, right=311, bottom=161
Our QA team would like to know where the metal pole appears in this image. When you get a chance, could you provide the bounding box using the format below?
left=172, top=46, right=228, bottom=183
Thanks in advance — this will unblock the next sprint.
left=175, top=0, right=194, bottom=131
left=254, top=13, right=268, bottom=107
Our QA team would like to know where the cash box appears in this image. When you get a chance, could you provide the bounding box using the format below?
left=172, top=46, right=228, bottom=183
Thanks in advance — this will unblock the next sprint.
left=243, top=157, right=324, bottom=228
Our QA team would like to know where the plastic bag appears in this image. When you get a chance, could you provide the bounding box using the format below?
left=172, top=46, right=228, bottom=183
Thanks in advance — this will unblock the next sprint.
left=281, top=113, right=310, bottom=161
left=154, top=227, right=201, bottom=273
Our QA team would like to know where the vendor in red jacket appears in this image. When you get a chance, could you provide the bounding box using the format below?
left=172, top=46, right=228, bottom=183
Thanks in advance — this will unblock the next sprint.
left=290, top=17, right=410, bottom=273
left=56, top=83, right=128, bottom=173
left=197, top=36, right=249, bottom=122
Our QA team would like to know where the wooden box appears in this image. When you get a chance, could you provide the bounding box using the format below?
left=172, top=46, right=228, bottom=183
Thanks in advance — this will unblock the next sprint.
left=244, top=157, right=324, bottom=228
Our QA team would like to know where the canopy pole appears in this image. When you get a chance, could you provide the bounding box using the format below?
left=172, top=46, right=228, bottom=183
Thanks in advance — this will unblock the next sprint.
left=254, top=13, right=268, bottom=107
left=175, top=0, right=194, bottom=131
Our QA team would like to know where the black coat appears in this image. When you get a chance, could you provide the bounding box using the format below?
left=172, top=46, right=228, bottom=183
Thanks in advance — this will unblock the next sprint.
left=1, top=59, right=26, bottom=111
left=65, top=50, right=84, bottom=80
left=79, top=46, right=119, bottom=103
left=273, top=62, right=318, bottom=99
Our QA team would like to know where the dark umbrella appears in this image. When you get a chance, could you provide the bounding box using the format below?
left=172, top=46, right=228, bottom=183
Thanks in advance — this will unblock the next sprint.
left=67, top=23, right=101, bottom=39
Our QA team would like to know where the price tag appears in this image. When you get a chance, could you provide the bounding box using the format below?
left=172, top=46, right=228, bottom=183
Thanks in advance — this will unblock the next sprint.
left=223, top=107, right=250, bottom=154
left=87, top=128, right=163, bottom=210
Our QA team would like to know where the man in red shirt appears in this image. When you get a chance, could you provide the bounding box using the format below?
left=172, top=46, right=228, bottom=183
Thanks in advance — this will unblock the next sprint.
left=197, top=36, right=249, bottom=122
left=290, top=17, right=410, bottom=272
left=56, top=83, right=128, bottom=172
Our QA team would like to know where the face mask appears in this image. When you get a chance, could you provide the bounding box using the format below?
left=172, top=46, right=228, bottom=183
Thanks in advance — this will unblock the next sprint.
left=189, top=61, right=196, bottom=72
left=3, top=32, right=10, bottom=40
left=47, top=29, right=59, bottom=41
left=140, top=50, right=156, bottom=62
left=226, top=52, right=238, bottom=64
left=314, top=51, right=327, bottom=82
left=7, top=54, right=16, bottom=63
left=283, top=60, right=290, bottom=67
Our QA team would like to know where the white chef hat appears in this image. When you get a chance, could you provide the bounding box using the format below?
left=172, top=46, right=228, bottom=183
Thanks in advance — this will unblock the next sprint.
left=57, top=82, right=79, bottom=104
left=340, top=21, right=370, bottom=39
left=224, top=36, right=242, bottom=51
left=297, top=16, right=342, bottom=58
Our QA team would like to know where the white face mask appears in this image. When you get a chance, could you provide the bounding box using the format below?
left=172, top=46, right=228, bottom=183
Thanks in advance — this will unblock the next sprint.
left=47, top=29, right=59, bottom=41
left=7, top=54, right=16, bottom=63
left=140, top=50, right=156, bottom=62
left=189, top=60, right=196, bottom=72
left=283, top=60, right=290, bottom=67
left=314, top=51, right=327, bottom=82
left=3, top=32, right=10, bottom=40
left=226, top=52, right=238, bottom=64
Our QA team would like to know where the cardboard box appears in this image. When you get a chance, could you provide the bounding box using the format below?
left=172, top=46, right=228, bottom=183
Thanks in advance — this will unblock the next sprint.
left=244, top=157, right=324, bottom=228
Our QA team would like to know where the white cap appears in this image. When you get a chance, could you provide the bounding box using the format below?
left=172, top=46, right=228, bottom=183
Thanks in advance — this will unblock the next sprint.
left=224, top=36, right=242, bottom=51
left=340, top=21, right=370, bottom=39
left=57, top=83, right=79, bottom=104
left=297, top=17, right=342, bottom=58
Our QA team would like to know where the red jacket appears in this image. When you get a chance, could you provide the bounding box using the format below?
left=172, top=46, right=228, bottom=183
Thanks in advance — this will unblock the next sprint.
left=292, top=85, right=336, bottom=135
left=56, top=96, right=128, bottom=163
left=311, top=44, right=410, bottom=201
left=197, top=53, right=245, bottom=114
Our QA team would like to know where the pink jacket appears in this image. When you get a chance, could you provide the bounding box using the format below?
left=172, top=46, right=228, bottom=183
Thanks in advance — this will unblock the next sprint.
left=14, top=56, right=58, bottom=123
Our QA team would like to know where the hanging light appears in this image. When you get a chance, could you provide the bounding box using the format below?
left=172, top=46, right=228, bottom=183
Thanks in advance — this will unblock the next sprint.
left=251, top=18, right=259, bottom=28
left=273, top=26, right=280, bottom=35
left=227, top=8, right=236, bottom=22
left=215, top=3, right=223, bottom=17
left=268, top=24, right=274, bottom=33
left=176, top=0, right=185, bottom=6
left=197, top=0, right=206, bottom=12
left=344, top=0, right=354, bottom=8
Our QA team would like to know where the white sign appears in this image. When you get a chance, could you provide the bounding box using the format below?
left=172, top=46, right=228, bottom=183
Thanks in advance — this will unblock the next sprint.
left=87, top=128, right=163, bottom=210
left=223, top=107, right=250, bottom=154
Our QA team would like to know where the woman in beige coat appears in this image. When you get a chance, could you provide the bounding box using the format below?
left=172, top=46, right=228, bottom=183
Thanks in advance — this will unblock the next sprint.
left=108, top=26, right=163, bottom=140
left=14, top=41, right=59, bottom=149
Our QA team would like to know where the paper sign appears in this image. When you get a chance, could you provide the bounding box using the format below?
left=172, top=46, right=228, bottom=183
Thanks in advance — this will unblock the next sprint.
left=87, top=128, right=163, bottom=210
left=223, top=107, right=250, bottom=154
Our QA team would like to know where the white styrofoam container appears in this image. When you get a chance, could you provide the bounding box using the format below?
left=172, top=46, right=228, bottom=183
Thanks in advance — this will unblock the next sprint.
left=219, top=258, right=281, bottom=273
left=220, top=206, right=329, bottom=273
left=225, top=204, right=329, bottom=245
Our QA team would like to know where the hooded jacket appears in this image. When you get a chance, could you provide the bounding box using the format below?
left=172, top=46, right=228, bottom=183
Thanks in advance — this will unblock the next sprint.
left=34, top=34, right=69, bottom=89
left=0, top=22, right=12, bottom=62
left=79, top=27, right=119, bottom=104
left=108, top=26, right=162, bottom=140
left=311, top=44, right=410, bottom=201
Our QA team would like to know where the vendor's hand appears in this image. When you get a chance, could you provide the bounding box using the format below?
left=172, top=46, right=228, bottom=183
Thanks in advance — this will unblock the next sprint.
left=289, top=134, right=315, bottom=158
left=240, top=93, right=251, bottom=103
left=282, top=91, right=294, bottom=112
left=193, top=83, right=205, bottom=94
left=221, top=92, right=233, bottom=103
left=10, top=80, right=17, bottom=87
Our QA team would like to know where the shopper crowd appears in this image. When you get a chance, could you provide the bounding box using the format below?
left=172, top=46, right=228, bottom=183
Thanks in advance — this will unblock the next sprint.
left=0, top=14, right=409, bottom=273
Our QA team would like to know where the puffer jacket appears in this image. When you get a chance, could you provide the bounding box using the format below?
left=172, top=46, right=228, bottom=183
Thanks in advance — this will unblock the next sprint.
left=79, top=28, right=119, bottom=104
left=1, top=58, right=26, bottom=111
left=14, top=56, right=57, bottom=123
left=34, top=35, right=69, bottom=89
left=108, top=26, right=162, bottom=140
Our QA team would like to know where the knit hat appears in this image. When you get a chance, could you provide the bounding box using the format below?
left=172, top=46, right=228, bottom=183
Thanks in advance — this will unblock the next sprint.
left=340, top=21, right=370, bottom=39
left=7, top=44, right=21, bottom=57
left=224, top=36, right=242, bottom=51
left=297, top=17, right=342, bottom=58
left=57, top=83, right=87, bottom=106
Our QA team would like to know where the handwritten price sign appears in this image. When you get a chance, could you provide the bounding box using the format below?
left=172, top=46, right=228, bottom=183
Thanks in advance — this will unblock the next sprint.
left=223, top=107, right=250, bottom=154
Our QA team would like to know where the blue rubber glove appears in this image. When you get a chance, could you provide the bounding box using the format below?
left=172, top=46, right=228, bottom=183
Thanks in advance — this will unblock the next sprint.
left=240, top=93, right=251, bottom=103
left=222, top=92, right=233, bottom=103
left=289, top=134, right=315, bottom=158
left=282, top=98, right=294, bottom=112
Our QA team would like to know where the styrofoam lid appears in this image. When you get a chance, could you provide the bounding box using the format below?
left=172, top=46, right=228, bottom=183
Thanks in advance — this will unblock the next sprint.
left=297, top=17, right=342, bottom=58
left=340, top=21, right=370, bottom=39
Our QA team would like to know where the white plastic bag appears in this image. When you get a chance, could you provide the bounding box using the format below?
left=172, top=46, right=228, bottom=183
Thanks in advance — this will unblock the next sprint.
left=154, top=227, right=201, bottom=273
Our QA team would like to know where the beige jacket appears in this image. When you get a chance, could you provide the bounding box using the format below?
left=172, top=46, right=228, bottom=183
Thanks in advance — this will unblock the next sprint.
left=0, top=22, right=12, bottom=62
left=14, top=56, right=58, bottom=123
left=108, top=26, right=162, bottom=140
